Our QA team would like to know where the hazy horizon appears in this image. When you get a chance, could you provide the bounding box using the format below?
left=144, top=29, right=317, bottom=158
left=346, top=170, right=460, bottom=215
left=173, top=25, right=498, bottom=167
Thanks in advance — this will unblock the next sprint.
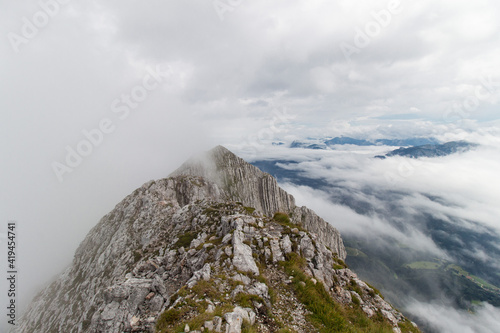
left=1, top=1, right=500, bottom=332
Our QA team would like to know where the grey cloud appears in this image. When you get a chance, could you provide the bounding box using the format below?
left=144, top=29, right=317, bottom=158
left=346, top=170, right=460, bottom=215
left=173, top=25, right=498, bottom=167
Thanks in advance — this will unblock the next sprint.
left=237, top=130, right=500, bottom=329
left=407, top=302, right=500, bottom=333
left=1, top=1, right=500, bottom=331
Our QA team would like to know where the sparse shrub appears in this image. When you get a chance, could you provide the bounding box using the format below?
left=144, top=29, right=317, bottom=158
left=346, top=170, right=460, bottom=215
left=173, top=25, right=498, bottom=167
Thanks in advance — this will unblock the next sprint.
left=348, top=279, right=363, bottom=296
left=398, top=318, right=420, bottom=333
left=244, top=206, right=256, bottom=214
left=273, top=212, right=291, bottom=225
left=175, top=232, right=196, bottom=249
left=281, top=253, right=398, bottom=332
left=235, top=293, right=264, bottom=308
left=366, top=282, right=384, bottom=299
left=242, top=321, right=259, bottom=333
left=192, top=280, right=219, bottom=300
left=133, top=251, right=142, bottom=263
left=334, top=258, right=348, bottom=269
left=156, top=308, right=184, bottom=332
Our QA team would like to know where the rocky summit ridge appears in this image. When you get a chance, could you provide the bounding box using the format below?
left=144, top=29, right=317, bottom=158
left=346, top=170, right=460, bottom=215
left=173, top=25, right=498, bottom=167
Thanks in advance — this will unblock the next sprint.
left=16, top=146, right=418, bottom=333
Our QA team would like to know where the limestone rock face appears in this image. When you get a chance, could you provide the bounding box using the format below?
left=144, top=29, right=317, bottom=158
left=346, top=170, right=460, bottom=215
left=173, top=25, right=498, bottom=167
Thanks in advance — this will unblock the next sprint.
left=172, top=146, right=346, bottom=260
left=15, top=146, right=413, bottom=333
left=170, top=146, right=296, bottom=216
left=232, top=228, right=260, bottom=275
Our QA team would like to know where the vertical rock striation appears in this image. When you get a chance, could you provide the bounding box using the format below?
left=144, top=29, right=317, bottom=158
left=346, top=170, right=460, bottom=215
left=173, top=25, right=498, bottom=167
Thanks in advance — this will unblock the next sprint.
left=171, top=146, right=346, bottom=259
left=14, top=146, right=415, bottom=333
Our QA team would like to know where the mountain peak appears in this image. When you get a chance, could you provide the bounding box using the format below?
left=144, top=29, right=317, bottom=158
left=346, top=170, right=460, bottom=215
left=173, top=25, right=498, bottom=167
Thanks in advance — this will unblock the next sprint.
left=171, top=146, right=345, bottom=258
left=170, top=145, right=293, bottom=216
left=15, top=146, right=418, bottom=333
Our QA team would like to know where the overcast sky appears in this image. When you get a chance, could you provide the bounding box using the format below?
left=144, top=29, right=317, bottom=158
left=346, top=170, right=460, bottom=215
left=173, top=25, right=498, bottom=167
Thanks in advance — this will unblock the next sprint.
left=1, top=0, right=500, bottom=323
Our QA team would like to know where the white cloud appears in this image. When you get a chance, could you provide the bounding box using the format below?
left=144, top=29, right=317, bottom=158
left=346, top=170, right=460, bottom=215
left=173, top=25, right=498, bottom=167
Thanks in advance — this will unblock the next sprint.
left=281, top=183, right=448, bottom=258
left=407, top=302, right=500, bottom=333
left=1, top=1, right=500, bottom=330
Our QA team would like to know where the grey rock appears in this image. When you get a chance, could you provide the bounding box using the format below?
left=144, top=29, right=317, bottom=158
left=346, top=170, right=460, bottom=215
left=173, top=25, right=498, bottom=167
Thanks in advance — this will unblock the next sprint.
left=232, top=273, right=251, bottom=285
left=213, top=316, right=223, bottom=332
left=362, top=306, right=375, bottom=317
left=247, top=282, right=269, bottom=299
left=231, top=285, right=245, bottom=298
left=171, top=146, right=296, bottom=217
left=381, top=310, right=398, bottom=326
left=171, top=146, right=346, bottom=260
left=232, top=230, right=259, bottom=275
left=264, top=247, right=272, bottom=261
left=187, top=263, right=211, bottom=288
left=15, top=146, right=411, bottom=333
left=204, top=320, right=214, bottom=331
left=300, top=235, right=315, bottom=261
left=222, top=233, right=232, bottom=244
left=270, top=238, right=284, bottom=262
left=101, top=302, right=119, bottom=321
left=149, top=295, right=164, bottom=312
left=281, top=235, right=292, bottom=254
left=224, top=312, right=243, bottom=333
left=233, top=306, right=256, bottom=326
left=130, top=316, right=140, bottom=327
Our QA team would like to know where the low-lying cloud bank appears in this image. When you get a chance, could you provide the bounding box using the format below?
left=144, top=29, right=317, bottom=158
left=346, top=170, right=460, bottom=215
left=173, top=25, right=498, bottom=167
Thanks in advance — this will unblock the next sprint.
left=234, top=129, right=500, bottom=331
left=407, top=302, right=500, bottom=333
left=281, top=183, right=448, bottom=259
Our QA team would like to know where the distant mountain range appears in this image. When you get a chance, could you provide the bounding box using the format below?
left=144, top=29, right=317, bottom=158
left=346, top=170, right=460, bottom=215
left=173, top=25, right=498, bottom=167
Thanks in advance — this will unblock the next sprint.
left=290, top=137, right=440, bottom=150
left=251, top=155, right=500, bottom=332
left=375, top=141, right=478, bottom=159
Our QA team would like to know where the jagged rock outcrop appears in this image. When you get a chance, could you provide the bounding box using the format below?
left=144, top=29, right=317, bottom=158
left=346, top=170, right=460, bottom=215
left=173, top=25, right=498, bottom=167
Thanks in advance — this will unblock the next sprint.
left=171, top=146, right=346, bottom=260
left=170, top=146, right=296, bottom=216
left=16, top=146, right=417, bottom=333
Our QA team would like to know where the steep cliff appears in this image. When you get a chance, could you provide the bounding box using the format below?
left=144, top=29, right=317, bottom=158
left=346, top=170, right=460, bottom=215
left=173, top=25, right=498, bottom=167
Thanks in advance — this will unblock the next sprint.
left=171, top=146, right=346, bottom=260
left=16, top=146, right=418, bottom=333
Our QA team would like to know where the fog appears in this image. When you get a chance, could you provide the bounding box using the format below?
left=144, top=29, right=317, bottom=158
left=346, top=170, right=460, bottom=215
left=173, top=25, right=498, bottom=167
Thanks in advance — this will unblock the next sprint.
left=407, top=302, right=500, bottom=333
left=1, top=0, right=500, bottom=331
left=234, top=129, right=500, bottom=331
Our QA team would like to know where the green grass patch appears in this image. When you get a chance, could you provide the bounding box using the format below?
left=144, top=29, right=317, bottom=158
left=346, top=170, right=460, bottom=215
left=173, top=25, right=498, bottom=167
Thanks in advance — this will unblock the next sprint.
left=242, top=321, right=259, bottom=333
left=347, top=279, right=363, bottom=296
left=444, top=263, right=499, bottom=290
left=281, top=253, right=401, bottom=333
left=398, top=319, right=420, bottom=333
left=244, top=206, right=256, bottom=214
left=406, top=261, right=440, bottom=270
left=273, top=212, right=306, bottom=231
left=346, top=247, right=368, bottom=258
left=365, top=283, right=384, bottom=299
left=174, top=232, right=197, bottom=249
left=133, top=251, right=142, bottom=263
left=235, top=293, right=265, bottom=308
left=191, top=279, right=220, bottom=300
left=333, top=258, right=348, bottom=270
left=156, top=308, right=188, bottom=332
left=281, top=253, right=348, bottom=332
left=273, top=212, right=291, bottom=224
left=172, top=311, right=211, bottom=333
